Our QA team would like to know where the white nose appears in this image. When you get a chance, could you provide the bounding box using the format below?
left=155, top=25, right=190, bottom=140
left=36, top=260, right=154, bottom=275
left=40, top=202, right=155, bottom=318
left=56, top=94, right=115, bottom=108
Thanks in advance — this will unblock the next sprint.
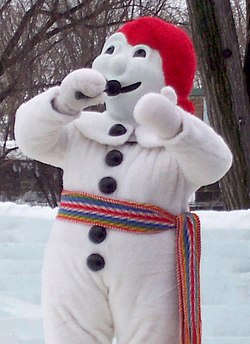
left=109, top=56, right=127, bottom=76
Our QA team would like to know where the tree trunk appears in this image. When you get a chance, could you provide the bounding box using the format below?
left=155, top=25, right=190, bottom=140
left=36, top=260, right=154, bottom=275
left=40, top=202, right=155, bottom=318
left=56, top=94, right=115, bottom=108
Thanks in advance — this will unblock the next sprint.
left=186, top=0, right=250, bottom=209
left=244, top=0, right=250, bottom=100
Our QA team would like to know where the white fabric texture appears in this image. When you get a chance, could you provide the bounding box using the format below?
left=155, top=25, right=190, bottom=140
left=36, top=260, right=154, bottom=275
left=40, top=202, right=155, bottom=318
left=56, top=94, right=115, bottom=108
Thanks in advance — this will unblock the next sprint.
left=15, top=86, right=232, bottom=343
left=15, top=33, right=232, bottom=343
left=54, top=68, right=106, bottom=115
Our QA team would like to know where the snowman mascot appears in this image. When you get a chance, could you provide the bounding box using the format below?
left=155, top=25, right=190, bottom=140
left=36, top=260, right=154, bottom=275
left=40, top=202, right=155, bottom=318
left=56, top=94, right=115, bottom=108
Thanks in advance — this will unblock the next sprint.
left=15, top=17, right=232, bottom=344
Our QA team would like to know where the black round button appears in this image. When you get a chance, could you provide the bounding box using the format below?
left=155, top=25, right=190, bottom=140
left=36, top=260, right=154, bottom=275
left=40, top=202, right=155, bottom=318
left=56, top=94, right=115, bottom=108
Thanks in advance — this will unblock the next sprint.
left=108, top=124, right=127, bottom=136
left=105, top=80, right=121, bottom=96
left=105, top=150, right=123, bottom=167
left=99, top=177, right=117, bottom=194
left=89, top=226, right=107, bottom=244
left=86, top=254, right=105, bottom=271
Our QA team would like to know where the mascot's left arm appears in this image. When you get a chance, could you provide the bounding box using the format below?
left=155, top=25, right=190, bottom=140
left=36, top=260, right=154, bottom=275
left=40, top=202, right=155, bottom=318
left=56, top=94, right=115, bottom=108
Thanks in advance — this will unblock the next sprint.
left=134, top=86, right=233, bottom=188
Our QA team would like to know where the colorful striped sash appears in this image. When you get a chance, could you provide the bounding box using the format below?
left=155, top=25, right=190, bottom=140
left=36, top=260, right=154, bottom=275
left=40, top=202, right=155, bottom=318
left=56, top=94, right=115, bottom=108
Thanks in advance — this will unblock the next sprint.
left=57, top=190, right=202, bottom=344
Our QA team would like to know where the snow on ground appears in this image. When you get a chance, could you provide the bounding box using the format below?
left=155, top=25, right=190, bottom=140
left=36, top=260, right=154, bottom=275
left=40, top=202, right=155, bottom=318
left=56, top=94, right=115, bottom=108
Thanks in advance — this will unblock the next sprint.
left=0, top=202, right=250, bottom=344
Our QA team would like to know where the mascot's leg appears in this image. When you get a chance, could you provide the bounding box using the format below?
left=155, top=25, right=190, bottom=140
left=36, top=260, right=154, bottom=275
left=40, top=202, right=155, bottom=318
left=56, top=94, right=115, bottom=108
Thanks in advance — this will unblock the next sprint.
left=108, top=230, right=179, bottom=344
left=41, top=221, right=114, bottom=344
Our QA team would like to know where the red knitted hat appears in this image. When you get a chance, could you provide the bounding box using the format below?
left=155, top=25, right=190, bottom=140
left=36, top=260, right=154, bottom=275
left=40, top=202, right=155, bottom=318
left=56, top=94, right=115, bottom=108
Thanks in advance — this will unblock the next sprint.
left=118, top=17, right=196, bottom=113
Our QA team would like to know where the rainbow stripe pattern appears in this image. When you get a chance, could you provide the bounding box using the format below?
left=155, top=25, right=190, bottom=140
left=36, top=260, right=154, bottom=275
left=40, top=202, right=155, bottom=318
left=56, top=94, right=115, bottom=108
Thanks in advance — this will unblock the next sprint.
left=176, top=213, right=202, bottom=344
left=57, top=190, right=202, bottom=344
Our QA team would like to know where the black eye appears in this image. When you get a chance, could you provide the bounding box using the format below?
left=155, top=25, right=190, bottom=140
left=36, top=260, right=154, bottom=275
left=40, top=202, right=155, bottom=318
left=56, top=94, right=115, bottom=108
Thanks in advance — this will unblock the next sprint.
left=133, top=48, right=146, bottom=58
left=105, top=46, right=115, bottom=55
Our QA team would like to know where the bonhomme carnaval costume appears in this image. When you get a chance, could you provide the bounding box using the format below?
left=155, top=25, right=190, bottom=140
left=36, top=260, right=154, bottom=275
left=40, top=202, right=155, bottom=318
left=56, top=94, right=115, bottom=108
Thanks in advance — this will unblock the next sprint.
left=15, top=17, right=232, bottom=344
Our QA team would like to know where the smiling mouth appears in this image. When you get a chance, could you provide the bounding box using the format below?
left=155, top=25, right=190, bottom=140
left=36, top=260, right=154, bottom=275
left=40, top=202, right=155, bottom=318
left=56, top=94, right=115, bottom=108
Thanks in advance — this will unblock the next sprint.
left=105, top=80, right=141, bottom=96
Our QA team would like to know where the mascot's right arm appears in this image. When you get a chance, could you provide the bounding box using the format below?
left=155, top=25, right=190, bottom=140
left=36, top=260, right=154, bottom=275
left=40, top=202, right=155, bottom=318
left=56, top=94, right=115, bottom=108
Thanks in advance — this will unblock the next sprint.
left=15, top=68, right=106, bottom=167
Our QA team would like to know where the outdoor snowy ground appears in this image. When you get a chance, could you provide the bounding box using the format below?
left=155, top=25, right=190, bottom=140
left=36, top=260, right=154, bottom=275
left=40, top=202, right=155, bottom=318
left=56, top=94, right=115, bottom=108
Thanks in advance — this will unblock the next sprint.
left=0, top=202, right=249, bottom=344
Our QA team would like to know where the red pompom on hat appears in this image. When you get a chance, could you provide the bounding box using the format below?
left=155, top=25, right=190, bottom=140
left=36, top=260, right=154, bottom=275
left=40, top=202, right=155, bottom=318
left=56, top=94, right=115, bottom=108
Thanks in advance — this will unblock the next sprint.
left=118, top=17, right=197, bottom=113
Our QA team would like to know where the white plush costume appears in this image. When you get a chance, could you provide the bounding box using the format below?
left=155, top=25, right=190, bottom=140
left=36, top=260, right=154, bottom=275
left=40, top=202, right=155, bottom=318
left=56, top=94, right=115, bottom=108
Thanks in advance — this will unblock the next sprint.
left=15, top=17, right=232, bottom=344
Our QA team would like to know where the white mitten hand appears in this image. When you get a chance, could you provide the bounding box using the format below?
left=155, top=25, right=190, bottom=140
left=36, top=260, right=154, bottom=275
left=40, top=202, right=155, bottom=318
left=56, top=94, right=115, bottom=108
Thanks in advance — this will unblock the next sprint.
left=134, top=86, right=182, bottom=139
left=53, top=68, right=106, bottom=115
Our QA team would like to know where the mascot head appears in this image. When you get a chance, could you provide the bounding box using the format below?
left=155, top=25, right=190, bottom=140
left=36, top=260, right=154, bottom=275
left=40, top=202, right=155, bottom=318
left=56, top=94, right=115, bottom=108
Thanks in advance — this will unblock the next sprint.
left=93, top=17, right=196, bottom=124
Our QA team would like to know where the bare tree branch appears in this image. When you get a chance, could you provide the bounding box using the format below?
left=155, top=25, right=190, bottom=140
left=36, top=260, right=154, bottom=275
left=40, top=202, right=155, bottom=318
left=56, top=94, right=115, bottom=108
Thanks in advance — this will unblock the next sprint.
left=0, top=0, right=12, bottom=15
left=0, top=0, right=189, bottom=206
left=0, top=0, right=45, bottom=76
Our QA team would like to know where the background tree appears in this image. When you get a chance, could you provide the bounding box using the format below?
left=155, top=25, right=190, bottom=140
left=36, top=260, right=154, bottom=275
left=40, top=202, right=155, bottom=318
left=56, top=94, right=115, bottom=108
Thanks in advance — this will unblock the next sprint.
left=186, top=0, right=250, bottom=209
left=0, top=0, right=185, bottom=207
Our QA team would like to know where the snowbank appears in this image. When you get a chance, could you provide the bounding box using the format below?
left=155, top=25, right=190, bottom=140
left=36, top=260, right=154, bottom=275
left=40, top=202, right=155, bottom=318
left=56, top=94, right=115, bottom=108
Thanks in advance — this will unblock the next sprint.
left=0, top=202, right=249, bottom=344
